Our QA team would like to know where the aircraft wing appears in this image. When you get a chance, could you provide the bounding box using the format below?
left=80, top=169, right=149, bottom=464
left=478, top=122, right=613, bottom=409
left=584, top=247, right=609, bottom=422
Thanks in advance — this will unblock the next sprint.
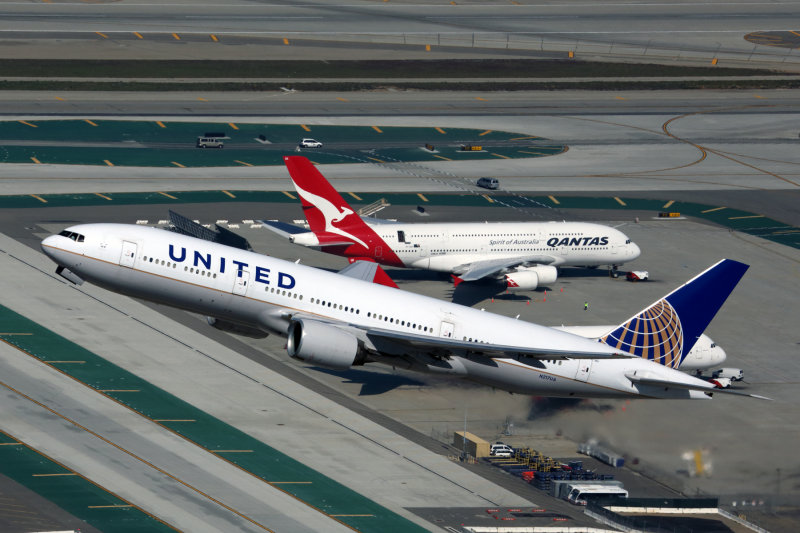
left=364, top=326, right=629, bottom=361
left=454, top=255, right=557, bottom=282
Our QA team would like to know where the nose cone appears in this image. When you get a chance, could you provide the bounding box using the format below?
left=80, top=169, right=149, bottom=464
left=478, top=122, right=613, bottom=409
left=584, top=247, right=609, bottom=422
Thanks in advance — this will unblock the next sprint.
left=628, top=241, right=641, bottom=260
left=712, top=346, right=727, bottom=365
left=40, top=234, right=60, bottom=260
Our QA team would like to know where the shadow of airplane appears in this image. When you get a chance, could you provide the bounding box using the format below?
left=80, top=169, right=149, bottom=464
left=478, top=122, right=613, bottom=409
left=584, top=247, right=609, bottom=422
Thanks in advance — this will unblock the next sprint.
left=309, top=366, right=428, bottom=396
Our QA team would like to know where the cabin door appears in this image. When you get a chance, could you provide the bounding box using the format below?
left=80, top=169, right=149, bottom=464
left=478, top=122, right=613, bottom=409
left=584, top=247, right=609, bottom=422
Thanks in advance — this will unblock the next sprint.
left=232, top=268, right=250, bottom=296
left=119, top=241, right=137, bottom=268
left=439, top=321, right=455, bottom=338
left=574, top=360, right=593, bottom=382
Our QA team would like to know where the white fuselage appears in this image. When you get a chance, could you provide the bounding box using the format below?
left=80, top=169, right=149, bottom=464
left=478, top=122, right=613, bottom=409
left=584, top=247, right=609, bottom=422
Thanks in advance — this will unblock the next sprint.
left=365, top=220, right=640, bottom=272
left=41, top=223, right=711, bottom=400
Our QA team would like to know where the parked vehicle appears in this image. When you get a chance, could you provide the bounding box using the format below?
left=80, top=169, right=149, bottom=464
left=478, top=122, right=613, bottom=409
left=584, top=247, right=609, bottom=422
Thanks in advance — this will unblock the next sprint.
left=626, top=270, right=649, bottom=281
left=713, top=367, right=744, bottom=381
left=567, top=484, right=628, bottom=505
left=490, top=443, right=514, bottom=457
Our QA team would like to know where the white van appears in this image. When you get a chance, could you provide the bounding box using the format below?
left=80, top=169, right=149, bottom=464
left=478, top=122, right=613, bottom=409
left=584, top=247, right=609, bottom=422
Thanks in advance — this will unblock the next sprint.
left=197, top=137, right=224, bottom=148
left=567, top=485, right=628, bottom=505
left=490, top=444, right=514, bottom=457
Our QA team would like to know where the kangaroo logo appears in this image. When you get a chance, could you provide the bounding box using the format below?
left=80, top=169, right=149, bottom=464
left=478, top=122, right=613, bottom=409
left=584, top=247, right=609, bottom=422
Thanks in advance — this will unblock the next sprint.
left=601, top=299, right=684, bottom=368
left=294, top=183, right=369, bottom=249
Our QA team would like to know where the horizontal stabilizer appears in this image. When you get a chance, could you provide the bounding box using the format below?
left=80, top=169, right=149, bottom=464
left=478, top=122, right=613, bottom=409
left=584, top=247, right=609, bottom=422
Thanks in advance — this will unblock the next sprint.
left=261, top=220, right=310, bottom=237
left=626, top=372, right=771, bottom=401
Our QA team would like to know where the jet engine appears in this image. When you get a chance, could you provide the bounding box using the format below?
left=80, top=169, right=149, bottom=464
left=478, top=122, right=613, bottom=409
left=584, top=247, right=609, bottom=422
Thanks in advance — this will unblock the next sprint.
left=287, top=318, right=366, bottom=370
left=505, top=265, right=558, bottom=291
left=207, top=317, right=269, bottom=339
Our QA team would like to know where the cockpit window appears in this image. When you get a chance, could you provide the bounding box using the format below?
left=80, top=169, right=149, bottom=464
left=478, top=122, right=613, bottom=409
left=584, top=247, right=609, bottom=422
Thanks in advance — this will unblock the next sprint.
left=58, top=230, right=85, bottom=242
left=625, top=239, right=631, bottom=244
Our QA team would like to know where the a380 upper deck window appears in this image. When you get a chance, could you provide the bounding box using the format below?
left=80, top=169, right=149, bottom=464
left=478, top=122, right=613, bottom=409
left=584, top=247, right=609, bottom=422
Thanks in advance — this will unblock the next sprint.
left=58, top=230, right=85, bottom=242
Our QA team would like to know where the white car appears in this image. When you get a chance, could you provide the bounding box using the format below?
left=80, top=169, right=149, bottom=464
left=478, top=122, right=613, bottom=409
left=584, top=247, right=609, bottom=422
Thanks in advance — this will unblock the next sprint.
left=299, top=138, right=323, bottom=148
left=490, top=444, right=514, bottom=457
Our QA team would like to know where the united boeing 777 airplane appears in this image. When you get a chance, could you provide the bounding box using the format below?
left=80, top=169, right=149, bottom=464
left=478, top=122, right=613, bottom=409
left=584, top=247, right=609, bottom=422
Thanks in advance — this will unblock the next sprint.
left=41, top=224, right=765, bottom=400
left=263, top=157, right=641, bottom=290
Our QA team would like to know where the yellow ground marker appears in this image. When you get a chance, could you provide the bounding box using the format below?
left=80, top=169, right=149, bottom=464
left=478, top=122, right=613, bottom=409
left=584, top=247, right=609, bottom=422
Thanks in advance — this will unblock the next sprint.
left=197, top=97, right=208, bottom=102
left=156, top=121, right=166, bottom=128
left=30, top=157, right=42, bottom=164
left=753, top=94, right=765, bottom=99
left=153, top=419, right=196, bottom=422
left=347, top=192, right=363, bottom=201
left=372, top=126, right=383, bottom=133
left=701, top=206, right=726, bottom=213
left=615, top=96, right=627, bottom=100
left=711, top=58, right=718, bottom=65
left=433, top=154, right=452, bottom=161
left=19, top=120, right=37, bottom=128
left=172, top=33, right=181, bottom=41
left=417, top=193, right=428, bottom=202
left=548, top=195, right=560, bottom=205
left=45, top=361, right=85, bottom=364
left=435, top=127, right=446, bottom=134
left=729, top=214, right=765, bottom=220
left=33, top=473, right=77, bottom=478
left=0, top=442, right=22, bottom=446
left=283, top=37, right=290, bottom=45
left=94, top=193, right=112, bottom=200
left=158, top=191, right=178, bottom=200
left=228, top=122, right=239, bottom=130
left=103, top=160, right=114, bottom=167
left=332, top=514, right=375, bottom=518
left=282, top=191, right=297, bottom=199
left=98, top=389, right=140, bottom=393
left=519, top=150, right=548, bottom=156
left=491, top=153, right=510, bottom=159
left=210, top=34, right=218, bottom=42
left=30, top=195, right=47, bottom=203
left=479, top=130, right=492, bottom=136
left=475, top=97, right=488, bottom=101
left=663, top=200, right=675, bottom=209
left=96, top=32, right=108, bottom=39
left=55, top=97, right=65, bottom=101
left=300, top=124, right=311, bottom=132
left=133, top=32, right=143, bottom=39
left=336, top=97, right=349, bottom=102
left=171, top=161, right=186, bottom=168
left=482, top=194, right=495, bottom=203
left=613, top=196, right=627, bottom=206
left=233, top=160, right=252, bottom=167
left=791, top=30, right=800, bottom=38
left=221, top=190, right=236, bottom=198
left=366, top=156, right=384, bottom=163
left=88, top=505, right=133, bottom=509
left=84, top=119, right=98, bottom=127
left=269, top=481, right=312, bottom=484
left=510, top=136, right=538, bottom=141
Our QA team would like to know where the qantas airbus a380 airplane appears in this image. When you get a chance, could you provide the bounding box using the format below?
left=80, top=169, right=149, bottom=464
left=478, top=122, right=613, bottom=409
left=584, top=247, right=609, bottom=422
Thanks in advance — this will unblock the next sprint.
left=41, top=223, right=765, bottom=400
left=263, top=157, right=641, bottom=290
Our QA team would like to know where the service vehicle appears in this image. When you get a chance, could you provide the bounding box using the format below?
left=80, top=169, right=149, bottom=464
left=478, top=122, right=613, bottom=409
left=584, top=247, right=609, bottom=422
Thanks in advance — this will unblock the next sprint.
left=477, top=177, right=499, bottom=189
left=196, top=137, right=224, bottom=149
left=626, top=270, right=649, bottom=281
left=567, top=484, right=628, bottom=505
left=713, top=367, right=744, bottom=381
left=490, top=444, right=514, bottom=457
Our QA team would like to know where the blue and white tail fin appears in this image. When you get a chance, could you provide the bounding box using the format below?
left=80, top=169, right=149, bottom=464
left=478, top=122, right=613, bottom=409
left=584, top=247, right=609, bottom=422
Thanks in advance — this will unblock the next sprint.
left=600, top=259, right=749, bottom=368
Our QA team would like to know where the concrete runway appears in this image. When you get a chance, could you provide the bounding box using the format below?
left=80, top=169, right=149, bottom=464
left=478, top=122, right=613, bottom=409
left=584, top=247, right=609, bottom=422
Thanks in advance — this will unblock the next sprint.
left=2, top=0, right=800, bottom=69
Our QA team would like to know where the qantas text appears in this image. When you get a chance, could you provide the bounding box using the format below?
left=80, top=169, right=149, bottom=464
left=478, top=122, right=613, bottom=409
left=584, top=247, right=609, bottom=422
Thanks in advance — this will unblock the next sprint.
left=168, top=244, right=296, bottom=289
left=547, top=236, right=609, bottom=247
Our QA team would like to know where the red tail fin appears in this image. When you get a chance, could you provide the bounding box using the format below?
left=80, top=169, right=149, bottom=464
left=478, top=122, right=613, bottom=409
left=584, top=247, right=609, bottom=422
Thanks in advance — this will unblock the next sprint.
left=283, top=156, right=404, bottom=267
left=284, top=156, right=373, bottom=244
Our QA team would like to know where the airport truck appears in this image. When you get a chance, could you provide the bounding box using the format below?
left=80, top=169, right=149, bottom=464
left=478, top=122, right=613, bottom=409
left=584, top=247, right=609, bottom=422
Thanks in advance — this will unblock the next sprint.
left=566, top=484, right=629, bottom=506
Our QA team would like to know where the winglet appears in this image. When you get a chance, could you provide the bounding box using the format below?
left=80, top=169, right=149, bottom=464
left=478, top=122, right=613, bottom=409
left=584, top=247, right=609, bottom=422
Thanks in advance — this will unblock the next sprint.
left=337, top=260, right=398, bottom=289
left=451, top=275, right=464, bottom=287
left=601, top=259, right=748, bottom=369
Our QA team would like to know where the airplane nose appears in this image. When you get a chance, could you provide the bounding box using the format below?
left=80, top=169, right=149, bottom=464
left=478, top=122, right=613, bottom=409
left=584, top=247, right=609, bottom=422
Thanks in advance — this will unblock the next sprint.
left=629, top=242, right=641, bottom=259
left=41, top=235, right=58, bottom=256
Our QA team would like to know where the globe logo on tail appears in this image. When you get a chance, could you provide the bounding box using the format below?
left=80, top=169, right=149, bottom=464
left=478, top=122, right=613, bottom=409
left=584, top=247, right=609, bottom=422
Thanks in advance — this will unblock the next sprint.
left=601, top=299, right=684, bottom=368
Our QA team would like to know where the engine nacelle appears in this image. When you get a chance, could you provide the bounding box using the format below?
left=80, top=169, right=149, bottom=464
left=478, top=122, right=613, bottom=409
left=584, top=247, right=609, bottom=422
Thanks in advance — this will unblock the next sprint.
left=287, top=319, right=365, bottom=370
left=505, top=265, right=558, bottom=291
left=207, top=317, right=269, bottom=339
